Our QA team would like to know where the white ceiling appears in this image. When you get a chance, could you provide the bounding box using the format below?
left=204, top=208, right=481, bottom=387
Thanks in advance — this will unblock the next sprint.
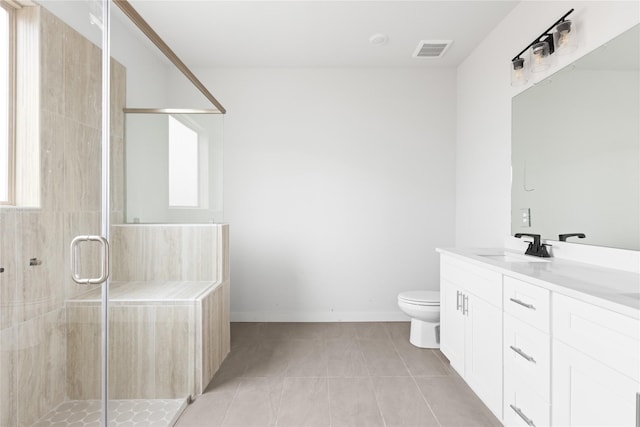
left=127, top=0, right=520, bottom=68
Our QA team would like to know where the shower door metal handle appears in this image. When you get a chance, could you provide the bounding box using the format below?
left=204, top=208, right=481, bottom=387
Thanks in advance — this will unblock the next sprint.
left=70, top=235, right=110, bottom=285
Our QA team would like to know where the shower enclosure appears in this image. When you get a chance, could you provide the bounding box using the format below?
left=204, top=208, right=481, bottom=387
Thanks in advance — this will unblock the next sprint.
left=0, top=1, right=226, bottom=426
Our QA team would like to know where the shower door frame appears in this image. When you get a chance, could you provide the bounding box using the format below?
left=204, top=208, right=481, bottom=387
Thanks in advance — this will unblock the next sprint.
left=99, top=2, right=111, bottom=425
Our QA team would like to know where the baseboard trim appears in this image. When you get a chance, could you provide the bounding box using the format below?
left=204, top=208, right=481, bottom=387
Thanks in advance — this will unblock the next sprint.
left=230, top=311, right=409, bottom=322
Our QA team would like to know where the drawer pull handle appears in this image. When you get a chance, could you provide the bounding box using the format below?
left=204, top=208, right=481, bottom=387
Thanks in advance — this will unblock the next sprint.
left=636, top=392, right=639, bottom=427
left=456, top=291, right=462, bottom=311
left=462, top=294, right=469, bottom=316
left=509, top=345, right=536, bottom=363
left=510, top=297, right=536, bottom=310
left=510, top=404, right=536, bottom=426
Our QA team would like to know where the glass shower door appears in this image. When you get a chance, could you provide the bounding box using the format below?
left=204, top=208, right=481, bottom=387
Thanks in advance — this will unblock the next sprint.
left=67, top=1, right=112, bottom=426
left=1, top=0, right=111, bottom=426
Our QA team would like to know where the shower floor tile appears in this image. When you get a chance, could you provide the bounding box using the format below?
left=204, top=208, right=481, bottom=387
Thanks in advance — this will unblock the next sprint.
left=31, top=398, right=187, bottom=427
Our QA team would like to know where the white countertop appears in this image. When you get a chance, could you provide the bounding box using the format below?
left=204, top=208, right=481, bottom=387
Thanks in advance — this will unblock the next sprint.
left=436, top=247, right=640, bottom=319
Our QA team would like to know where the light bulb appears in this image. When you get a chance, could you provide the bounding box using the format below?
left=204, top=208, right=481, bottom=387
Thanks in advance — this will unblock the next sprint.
left=557, top=31, right=570, bottom=48
left=554, top=20, right=577, bottom=55
left=530, top=41, right=550, bottom=73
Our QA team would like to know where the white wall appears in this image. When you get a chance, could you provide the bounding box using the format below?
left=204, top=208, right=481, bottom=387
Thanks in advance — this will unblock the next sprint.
left=178, top=68, right=457, bottom=321
left=455, top=1, right=640, bottom=248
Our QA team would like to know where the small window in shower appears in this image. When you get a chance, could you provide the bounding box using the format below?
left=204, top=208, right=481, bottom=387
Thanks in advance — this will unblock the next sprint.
left=168, top=115, right=199, bottom=207
left=0, top=3, right=13, bottom=205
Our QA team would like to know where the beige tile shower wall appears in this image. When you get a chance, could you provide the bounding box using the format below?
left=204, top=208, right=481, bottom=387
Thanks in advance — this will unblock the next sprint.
left=220, top=224, right=230, bottom=282
left=220, top=224, right=231, bottom=365
left=111, top=225, right=220, bottom=281
left=66, top=305, right=101, bottom=400
left=196, top=281, right=230, bottom=395
left=0, top=209, right=19, bottom=331
left=0, top=6, right=126, bottom=427
left=221, top=279, right=230, bottom=359
left=108, top=305, right=157, bottom=399
left=197, top=287, right=219, bottom=394
left=16, top=309, right=67, bottom=427
left=154, top=305, right=195, bottom=397
left=195, top=225, right=230, bottom=394
left=1, top=308, right=66, bottom=427
left=0, top=325, right=17, bottom=427
left=66, top=303, right=195, bottom=400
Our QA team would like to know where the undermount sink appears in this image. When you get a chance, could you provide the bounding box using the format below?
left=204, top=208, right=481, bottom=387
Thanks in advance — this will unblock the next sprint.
left=477, top=252, right=551, bottom=263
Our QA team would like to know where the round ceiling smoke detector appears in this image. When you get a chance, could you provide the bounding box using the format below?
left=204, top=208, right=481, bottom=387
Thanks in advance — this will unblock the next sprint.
left=369, top=33, right=389, bottom=46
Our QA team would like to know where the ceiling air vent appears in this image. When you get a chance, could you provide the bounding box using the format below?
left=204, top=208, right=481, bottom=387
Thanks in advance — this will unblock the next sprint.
left=413, top=40, right=453, bottom=59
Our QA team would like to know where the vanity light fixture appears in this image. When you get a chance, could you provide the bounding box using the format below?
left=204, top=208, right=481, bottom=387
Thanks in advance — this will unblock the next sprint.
left=511, top=9, right=576, bottom=86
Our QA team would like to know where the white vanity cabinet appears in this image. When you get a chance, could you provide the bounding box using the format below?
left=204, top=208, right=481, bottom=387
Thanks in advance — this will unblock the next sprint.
left=440, top=255, right=503, bottom=419
left=438, top=248, right=640, bottom=427
left=551, top=293, right=640, bottom=427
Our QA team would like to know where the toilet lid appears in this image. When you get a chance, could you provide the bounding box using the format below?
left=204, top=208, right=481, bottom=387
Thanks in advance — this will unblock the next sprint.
left=398, top=290, right=440, bottom=305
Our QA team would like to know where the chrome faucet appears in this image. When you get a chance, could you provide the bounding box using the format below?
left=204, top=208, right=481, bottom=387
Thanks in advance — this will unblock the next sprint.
left=514, top=233, right=551, bottom=258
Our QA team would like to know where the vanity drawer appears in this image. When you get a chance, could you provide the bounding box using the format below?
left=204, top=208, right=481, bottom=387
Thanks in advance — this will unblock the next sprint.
left=440, top=256, right=502, bottom=307
left=553, top=293, right=640, bottom=381
left=504, top=276, right=550, bottom=333
left=504, top=313, right=550, bottom=400
left=504, top=374, right=550, bottom=427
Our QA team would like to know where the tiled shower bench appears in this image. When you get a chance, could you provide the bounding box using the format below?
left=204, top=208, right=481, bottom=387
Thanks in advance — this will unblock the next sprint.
left=65, top=280, right=230, bottom=401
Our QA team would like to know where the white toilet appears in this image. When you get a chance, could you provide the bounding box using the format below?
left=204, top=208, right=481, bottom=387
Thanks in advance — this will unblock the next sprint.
left=397, top=290, right=440, bottom=349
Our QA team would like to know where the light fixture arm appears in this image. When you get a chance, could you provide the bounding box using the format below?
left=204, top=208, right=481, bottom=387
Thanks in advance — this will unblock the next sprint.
left=511, top=9, right=574, bottom=62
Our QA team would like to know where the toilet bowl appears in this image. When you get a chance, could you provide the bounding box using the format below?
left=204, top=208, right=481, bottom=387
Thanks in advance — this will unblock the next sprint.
left=397, top=290, right=440, bottom=349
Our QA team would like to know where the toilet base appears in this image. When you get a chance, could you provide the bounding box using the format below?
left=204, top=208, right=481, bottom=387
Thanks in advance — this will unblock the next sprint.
left=409, top=318, right=440, bottom=349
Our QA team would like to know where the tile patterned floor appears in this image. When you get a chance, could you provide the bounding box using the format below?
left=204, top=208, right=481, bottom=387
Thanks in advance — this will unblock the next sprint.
left=175, top=322, right=502, bottom=427
left=31, top=399, right=186, bottom=427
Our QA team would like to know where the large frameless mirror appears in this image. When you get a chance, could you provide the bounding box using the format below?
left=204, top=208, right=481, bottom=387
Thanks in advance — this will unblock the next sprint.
left=511, top=24, right=639, bottom=251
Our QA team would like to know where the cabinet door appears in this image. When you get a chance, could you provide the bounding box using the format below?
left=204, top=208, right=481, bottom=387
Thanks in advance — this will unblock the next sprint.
left=553, top=340, right=640, bottom=427
left=465, top=293, right=503, bottom=420
left=440, top=278, right=465, bottom=375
